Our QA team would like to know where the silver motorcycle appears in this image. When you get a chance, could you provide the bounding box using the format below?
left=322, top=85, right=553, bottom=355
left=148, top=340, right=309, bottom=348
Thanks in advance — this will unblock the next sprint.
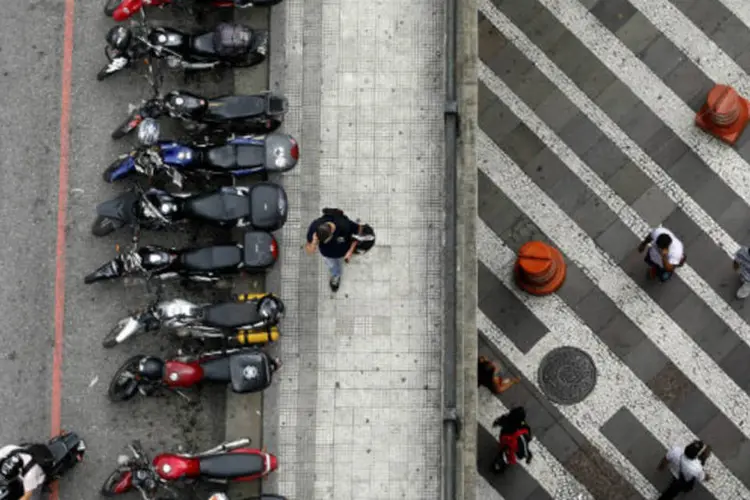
left=103, top=294, right=284, bottom=348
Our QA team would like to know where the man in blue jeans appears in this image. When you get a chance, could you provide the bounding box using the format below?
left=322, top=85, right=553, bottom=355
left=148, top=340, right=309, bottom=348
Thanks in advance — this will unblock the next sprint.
left=305, top=208, right=362, bottom=292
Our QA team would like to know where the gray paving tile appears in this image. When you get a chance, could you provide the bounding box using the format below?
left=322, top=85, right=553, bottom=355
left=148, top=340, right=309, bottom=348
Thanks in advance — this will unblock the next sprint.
left=688, top=176, right=740, bottom=224
left=646, top=362, right=693, bottom=408
left=698, top=412, right=747, bottom=471
left=596, top=312, right=646, bottom=359
left=662, top=59, right=715, bottom=113
left=736, top=47, right=750, bottom=77
left=514, top=66, right=558, bottom=110
left=547, top=172, right=595, bottom=213
left=594, top=79, right=641, bottom=123
left=563, top=444, right=639, bottom=500
left=614, top=11, right=660, bottom=54
left=595, top=219, right=641, bottom=263
left=577, top=63, right=617, bottom=101
left=522, top=148, right=571, bottom=191
left=479, top=101, right=522, bottom=146
left=481, top=43, right=534, bottom=90
left=670, top=386, right=720, bottom=434
left=500, top=215, right=551, bottom=252
left=661, top=208, right=703, bottom=245
left=523, top=487, right=554, bottom=500
left=477, top=424, right=542, bottom=499
left=478, top=11, right=508, bottom=61
left=572, top=287, right=620, bottom=332
left=555, top=257, right=595, bottom=306
left=631, top=185, right=677, bottom=227
left=606, top=161, right=653, bottom=204
left=717, top=199, right=750, bottom=244
left=571, top=195, right=618, bottom=239
left=718, top=340, right=750, bottom=390
left=618, top=102, right=667, bottom=149
left=478, top=262, right=549, bottom=354
left=558, top=114, right=605, bottom=157
left=680, top=0, right=732, bottom=33
left=638, top=261, right=692, bottom=311
left=533, top=89, right=580, bottom=133
left=478, top=169, right=524, bottom=235
left=700, top=326, right=743, bottom=365
left=502, top=124, right=548, bottom=167
left=589, top=0, right=637, bottom=33
left=683, top=233, right=734, bottom=290
left=493, top=0, right=544, bottom=26
left=600, top=407, right=670, bottom=488
left=623, top=338, right=669, bottom=382
left=521, top=9, right=566, bottom=52
left=643, top=128, right=690, bottom=170
left=667, top=150, right=715, bottom=196
left=537, top=423, right=580, bottom=463
left=669, top=293, right=728, bottom=352
left=580, top=137, right=630, bottom=179
left=723, top=440, right=750, bottom=489
left=637, top=35, right=686, bottom=78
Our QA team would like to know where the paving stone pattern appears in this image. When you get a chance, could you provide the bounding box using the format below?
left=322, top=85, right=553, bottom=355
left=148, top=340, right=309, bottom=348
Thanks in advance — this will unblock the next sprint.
left=477, top=0, right=750, bottom=498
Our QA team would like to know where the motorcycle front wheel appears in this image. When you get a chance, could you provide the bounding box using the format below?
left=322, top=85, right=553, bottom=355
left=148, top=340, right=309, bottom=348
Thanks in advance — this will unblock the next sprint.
left=108, top=355, right=145, bottom=402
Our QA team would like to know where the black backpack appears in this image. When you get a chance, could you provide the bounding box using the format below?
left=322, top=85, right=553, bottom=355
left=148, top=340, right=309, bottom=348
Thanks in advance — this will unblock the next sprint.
left=321, top=208, right=376, bottom=254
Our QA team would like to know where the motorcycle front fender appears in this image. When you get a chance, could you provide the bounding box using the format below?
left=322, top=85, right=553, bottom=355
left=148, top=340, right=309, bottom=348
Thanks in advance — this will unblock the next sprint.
left=111, top=0, right=144, bottom=22
left=97, top=55, right=130, bottom=81
left=84, top=258, right=124, bottom=284
left=103, top=156, right=137, bottom=183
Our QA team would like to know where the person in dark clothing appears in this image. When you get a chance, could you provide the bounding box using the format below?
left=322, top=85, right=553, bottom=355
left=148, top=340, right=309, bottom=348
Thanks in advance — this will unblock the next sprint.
left=491, top=407, right=533, bottom=474
left=478, top=356, right=520, bottom=394
left=305, top=208, right=363, bottom=292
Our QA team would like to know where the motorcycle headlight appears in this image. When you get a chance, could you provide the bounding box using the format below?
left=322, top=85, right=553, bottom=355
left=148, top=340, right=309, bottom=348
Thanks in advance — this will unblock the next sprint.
left=137, top=118, right=160, bottom=146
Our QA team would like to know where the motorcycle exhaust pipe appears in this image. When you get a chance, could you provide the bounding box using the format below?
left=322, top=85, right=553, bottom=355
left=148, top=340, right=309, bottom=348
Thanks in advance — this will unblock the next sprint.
left=200, top=438, right=251, bottom=456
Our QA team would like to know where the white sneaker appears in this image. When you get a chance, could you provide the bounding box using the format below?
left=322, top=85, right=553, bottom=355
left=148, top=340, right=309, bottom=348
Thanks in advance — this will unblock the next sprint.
left=737, top=282, right=750, bottom=299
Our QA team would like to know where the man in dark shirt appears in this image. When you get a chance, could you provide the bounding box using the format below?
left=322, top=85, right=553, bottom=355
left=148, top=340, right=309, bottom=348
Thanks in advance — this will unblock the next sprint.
left=305, top=208, right=362, bottom=292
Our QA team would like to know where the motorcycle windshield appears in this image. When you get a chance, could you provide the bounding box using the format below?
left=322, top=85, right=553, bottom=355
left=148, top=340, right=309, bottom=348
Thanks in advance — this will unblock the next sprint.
left=96, top=191, right=139, bottom=223
left=84, top=259, right=123, bottom=284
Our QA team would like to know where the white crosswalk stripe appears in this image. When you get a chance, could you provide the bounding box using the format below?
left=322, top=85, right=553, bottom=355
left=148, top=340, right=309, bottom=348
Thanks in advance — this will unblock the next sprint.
left=477, top=219, right=750, bottom=499
left=477, top=388, right=595, bottom=499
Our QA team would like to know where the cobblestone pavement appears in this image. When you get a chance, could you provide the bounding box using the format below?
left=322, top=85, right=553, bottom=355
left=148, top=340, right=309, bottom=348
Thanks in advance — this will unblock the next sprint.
left=260, top=0, right=446, bottom=498
left=476, top=0, right=750, bottom=499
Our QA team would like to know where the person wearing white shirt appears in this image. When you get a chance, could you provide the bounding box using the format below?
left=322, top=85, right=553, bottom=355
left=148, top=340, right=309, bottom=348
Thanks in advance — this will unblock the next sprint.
left=657, top=440, right=711, bottom=499
left=638, top=227, right=686, bottom=282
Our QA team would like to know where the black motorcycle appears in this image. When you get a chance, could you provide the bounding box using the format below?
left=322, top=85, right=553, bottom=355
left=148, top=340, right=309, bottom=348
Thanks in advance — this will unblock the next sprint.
left=112, top=90, right=288, bottom=140
left=98, top=22, right=268, bottom=80
left=18, top=432, right=86, bottom=487
left=84, top=230, right=278, bottom=285
left=92, top=183, right=288, bottom=237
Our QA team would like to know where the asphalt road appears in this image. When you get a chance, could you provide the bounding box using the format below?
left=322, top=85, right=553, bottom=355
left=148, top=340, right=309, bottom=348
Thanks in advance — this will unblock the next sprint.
left=0, top=1, right=268, bottom=498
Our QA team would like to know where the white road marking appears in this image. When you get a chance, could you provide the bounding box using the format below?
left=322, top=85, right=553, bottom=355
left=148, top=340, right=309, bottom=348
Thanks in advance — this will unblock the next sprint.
left=477, top=0, right=739, bottom=258
left=477, top=220, right=750, bottom=499
left=476, top=468, right=507, bottom=500
left=477, top=388, right=595, bottom=500
left=533, top=0, right=750, bottom=230
left=478, top=63, right=750, bottom=380
left=477, top=131, right=750, bottom=444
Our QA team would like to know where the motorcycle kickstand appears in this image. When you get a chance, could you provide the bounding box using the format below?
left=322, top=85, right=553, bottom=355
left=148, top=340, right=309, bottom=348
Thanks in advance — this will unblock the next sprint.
left=173, top=389, right=192, bottom=402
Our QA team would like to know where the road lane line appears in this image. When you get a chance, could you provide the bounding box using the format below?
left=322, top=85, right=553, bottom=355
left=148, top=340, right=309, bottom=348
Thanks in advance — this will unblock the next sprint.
left=530, top=0, right=750, bottom=220
left=478, top=63, right=750, bottom=370
left=477, top=388, right=595, bottom=499
left=477, top=131, right=750, bottom=444
left=477, top=0, right=739, bottom=258
left=477, top=221, right=750, bottom=498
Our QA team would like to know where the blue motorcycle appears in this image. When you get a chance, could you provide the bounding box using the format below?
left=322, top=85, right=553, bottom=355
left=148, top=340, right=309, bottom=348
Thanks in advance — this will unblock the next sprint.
left=103, top=119, right=299, bottom=188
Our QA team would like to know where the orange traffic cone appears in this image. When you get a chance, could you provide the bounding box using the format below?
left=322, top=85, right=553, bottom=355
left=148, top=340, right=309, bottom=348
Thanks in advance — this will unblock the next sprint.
left=695, top=84, right=750, bottom=145
left=514, top=241, right=566, bottom=296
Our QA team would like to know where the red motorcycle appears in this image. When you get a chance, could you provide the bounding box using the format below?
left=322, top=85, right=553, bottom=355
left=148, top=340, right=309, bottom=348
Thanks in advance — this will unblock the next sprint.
left=108, top=348, right=281, bottom=402
left=104, top=0, right=283, bottom=22
left=102, top=439, right=277, bottom=498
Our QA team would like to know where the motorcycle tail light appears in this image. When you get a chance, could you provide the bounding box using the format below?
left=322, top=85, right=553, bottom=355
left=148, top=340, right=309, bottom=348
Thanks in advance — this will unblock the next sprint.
left=269, top=454, right=278, bottom=472
left=270, top=238, right=279, bottom=261
left=290, top=141, right=299, bottom=160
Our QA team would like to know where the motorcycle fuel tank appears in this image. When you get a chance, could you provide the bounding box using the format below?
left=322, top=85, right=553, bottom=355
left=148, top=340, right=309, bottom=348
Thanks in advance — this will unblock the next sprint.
left=153, top=453, right=200, bottom=480
left=159, top=142, right=197, bottom=166
left=164, top=361, right=204, bottom=388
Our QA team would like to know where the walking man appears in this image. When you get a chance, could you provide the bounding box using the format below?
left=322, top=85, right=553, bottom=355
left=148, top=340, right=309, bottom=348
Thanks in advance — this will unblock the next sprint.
left=657, top=440, right=711, bottom=499
left=305, top=208, right=363, bottom=292
left=733, top=246, right=750, bottom=299
left=637, top=226, right=686, bottom=282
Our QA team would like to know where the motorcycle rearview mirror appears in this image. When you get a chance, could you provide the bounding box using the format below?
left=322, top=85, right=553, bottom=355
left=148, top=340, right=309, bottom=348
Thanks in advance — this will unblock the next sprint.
left=116, top=454, right=130, bottom=466
left=137, top=118, right=160, bottom=146
left=208, top=494, right=229, bottom=500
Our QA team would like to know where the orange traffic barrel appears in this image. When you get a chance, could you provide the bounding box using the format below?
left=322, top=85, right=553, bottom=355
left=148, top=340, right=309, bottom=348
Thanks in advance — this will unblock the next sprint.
left=695, top=84, right=750, bottom=145
left=514, top=241, right=566, bottom=296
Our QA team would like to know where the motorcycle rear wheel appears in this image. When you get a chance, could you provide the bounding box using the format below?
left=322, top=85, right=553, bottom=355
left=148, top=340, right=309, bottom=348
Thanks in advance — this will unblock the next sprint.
left=92, top=216, right=118, bottom=237
left=108, top=355, right=145, bottom=402
left=103, top=0, right=123, bottom=16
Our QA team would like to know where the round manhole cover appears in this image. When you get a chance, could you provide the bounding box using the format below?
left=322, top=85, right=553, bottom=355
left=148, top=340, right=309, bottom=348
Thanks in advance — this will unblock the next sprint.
left=538, top=347, right=597, bottom=405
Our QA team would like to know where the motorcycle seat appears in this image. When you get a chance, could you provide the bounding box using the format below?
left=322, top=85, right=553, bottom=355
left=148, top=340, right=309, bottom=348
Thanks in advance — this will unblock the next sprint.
left=199, top=357, right=231, bottom=383
left=182, top=191, right=252, bottom=223
left=229, top=351, right=271, bottom=393
left=181, top=246, right=242, bottom=271
left=205, top=95, right=266, bottom=121
left=202, top=302, right=263, bottom=328
left=190, top=32, right=218, bottom=57
left=205, top=144, right=266, bottom=170
left=199, top=452, right=264, bottom=479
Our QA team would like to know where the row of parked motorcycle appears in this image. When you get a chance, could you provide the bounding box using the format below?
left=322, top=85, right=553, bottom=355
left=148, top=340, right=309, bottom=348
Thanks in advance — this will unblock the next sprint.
left=59, top=1, right=294, bottom=499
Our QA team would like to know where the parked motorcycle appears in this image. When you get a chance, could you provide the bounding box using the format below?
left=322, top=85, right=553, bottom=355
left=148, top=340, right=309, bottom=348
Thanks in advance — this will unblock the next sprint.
left=105, top=0, right=283, bottom=23
left=103, top=126, right=298, bottom=188
left=109, top=348, right=281, bottom=401
left=112, top=90, right=287, bottom=140
left=17, top=432, right=86, bottom=486
left=84, top=231, right=278, bottom=285
left=98, top=22, right=268, bottom=81
left=101, top=439, right=277, bottom=498
left=207, top=494, right=287, bottom=500
left=102, top=293, right=284, bottom=348
left=92, top=183, right=288, bottom=237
